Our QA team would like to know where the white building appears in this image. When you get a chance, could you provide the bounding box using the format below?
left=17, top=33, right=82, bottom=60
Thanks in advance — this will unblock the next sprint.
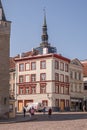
left=15, top=52, right=70, bottom=112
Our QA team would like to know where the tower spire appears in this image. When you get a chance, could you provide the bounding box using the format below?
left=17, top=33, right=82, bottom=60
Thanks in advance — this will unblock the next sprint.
left=43, top=8, right=46, bottom=26
left=0, top=0, right=6, bottom=21
left=40, top=8, right=49, bottom=47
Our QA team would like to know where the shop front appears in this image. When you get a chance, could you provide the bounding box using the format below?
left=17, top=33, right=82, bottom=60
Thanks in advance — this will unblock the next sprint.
left=70, top=98, right=83, bottom=111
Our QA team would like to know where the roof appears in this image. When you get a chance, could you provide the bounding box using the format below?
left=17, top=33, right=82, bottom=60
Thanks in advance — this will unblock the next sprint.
left=9, top=50, right=39, bottom=69
left=70, top=58, right=83, bottom=67
left=9, top=57, right=15, bottom=70
left=14, top=51, right=70, bottom=63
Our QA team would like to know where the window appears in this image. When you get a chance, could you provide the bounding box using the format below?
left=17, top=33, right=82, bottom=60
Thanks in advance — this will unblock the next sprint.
left=60, top=74, right=64, bottom=82
left=55, top=84, right=59, bottom=93
left=70, top=71, right=73, bottom=79
left=25, top=75, right=30, bottom=82
left=71, top=83, right=73, bottom=92
left=55, top=61, right=59, bottom=69
left=60, top=86, right=64, bottom=94
left=55, top=99, right=59, bottom=107
left=19, top=75, right=24, bottom=83
left=40, top=85, right=46, bottom=93
left=65, top=63, right=68, bottom=72
left=19, top=87, right=24, bottom=94
left=31, top=86, right=36, bottom=94
left=64, top=86, right=69, bottom=94
left=75, top=72, right=77, bottom=79
left=19, top=63, right=24, bottom=71
left=78, top=72, right=81, bottom=80
left=65, top=75, right=69, bottom=82
left=60, top=62, right=64, bottom=71
left=25, top=87, right=29, bottom=94
left=31, top=62, right=36, bottom=70
left=40, top=73, right=46, bottom=81
left=25, top=63, right=30, bottom=70
left=42, top=100, right=48, bottom=106
left=84, top=83, right=87, bottom=90
left=55, top=73, right=59, bottom=81
left=40, top=61, right=46, bottom=69
left=31, top=74, right=36, bottom=82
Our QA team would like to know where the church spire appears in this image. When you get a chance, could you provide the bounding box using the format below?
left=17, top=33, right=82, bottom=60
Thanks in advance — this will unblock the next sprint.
left=35, top=9, right=57, bottom=54
left=43, top=9, right=47, bottom=26
left=40, top=9, right=49, bottom=47
left=0, top=0, right=6, bottom=21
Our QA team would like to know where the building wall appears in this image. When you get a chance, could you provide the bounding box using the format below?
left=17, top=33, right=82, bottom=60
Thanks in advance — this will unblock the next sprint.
left=9, top=70, right=15, bottom=99
left=0, top=21, right=11, bottom=117
left=15, top=54, right=70, bottom=112
left=69, top=59, right=84, bottom=111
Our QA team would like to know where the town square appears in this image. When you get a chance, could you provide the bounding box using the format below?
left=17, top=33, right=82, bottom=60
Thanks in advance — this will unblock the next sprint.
left=0, top=0, right=87, bottom=130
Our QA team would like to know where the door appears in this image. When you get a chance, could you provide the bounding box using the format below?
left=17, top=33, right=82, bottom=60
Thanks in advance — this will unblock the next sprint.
left=18, top=100, right=23, bottom=112
left=60, top=99, right=65, bottom=111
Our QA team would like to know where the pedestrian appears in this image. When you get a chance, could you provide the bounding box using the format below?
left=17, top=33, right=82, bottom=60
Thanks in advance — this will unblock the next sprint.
left=43, top=107, right=46, bottom=114
left=48, top=108, right=52, bottom=118
left=83, top=105, right=85, bottom=112
left=23, top=107, right=26, bottom=117
left=29, top=108, right=31, bottom=118
left=31, top=107, right=35, bottom=115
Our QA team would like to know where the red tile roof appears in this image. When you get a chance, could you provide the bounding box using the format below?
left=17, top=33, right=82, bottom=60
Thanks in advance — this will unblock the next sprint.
left=9, top=50, right=39, bottom=69
left=9, top=57, right=15, bottom=70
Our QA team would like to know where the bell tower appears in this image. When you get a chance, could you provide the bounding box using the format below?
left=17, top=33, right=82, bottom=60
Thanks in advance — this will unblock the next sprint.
left=0, top=0, right=11, bottom=118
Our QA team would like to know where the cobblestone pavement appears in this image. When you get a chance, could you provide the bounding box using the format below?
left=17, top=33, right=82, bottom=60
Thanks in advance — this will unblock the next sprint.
left=0, top=112, right=87, bottom=130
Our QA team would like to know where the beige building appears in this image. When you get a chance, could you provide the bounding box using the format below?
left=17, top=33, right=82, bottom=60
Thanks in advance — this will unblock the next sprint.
left=81, top=60, right=87, bottom=110
left=0, top=1, right=11, bottom=118
left=15, top=52, right=70, bottom=112
left=9, top=57, right=16, bottom=99
left=69, top=59, right=84, bottom=111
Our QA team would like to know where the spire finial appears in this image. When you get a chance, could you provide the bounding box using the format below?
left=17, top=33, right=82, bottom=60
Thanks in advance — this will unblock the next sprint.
left=43, top=7, right=46, bottom=26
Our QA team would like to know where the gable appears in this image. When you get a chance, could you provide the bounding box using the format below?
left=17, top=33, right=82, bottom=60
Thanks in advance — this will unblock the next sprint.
left=71, top=58, right=82, bottom=67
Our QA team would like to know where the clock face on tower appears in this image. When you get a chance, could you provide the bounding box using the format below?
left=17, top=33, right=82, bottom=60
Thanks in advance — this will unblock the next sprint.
left=0, top=8, right=2, bottom=20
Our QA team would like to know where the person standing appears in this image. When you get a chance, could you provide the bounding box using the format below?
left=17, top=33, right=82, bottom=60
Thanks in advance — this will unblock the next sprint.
left=48, top=108, right=52, bottom=118
left=43, top=107, right=46, bottom=114
left=23, top=107, right=26, bottom=117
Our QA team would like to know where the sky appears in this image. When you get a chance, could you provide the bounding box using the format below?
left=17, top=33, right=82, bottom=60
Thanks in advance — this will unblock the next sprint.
left=2, top=0, right=87, bottom=60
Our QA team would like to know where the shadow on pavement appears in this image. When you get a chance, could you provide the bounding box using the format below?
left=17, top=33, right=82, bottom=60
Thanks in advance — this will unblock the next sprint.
left=33, top=112, right=87, bottom=122
left=0, top=112, right=87, bottom=124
